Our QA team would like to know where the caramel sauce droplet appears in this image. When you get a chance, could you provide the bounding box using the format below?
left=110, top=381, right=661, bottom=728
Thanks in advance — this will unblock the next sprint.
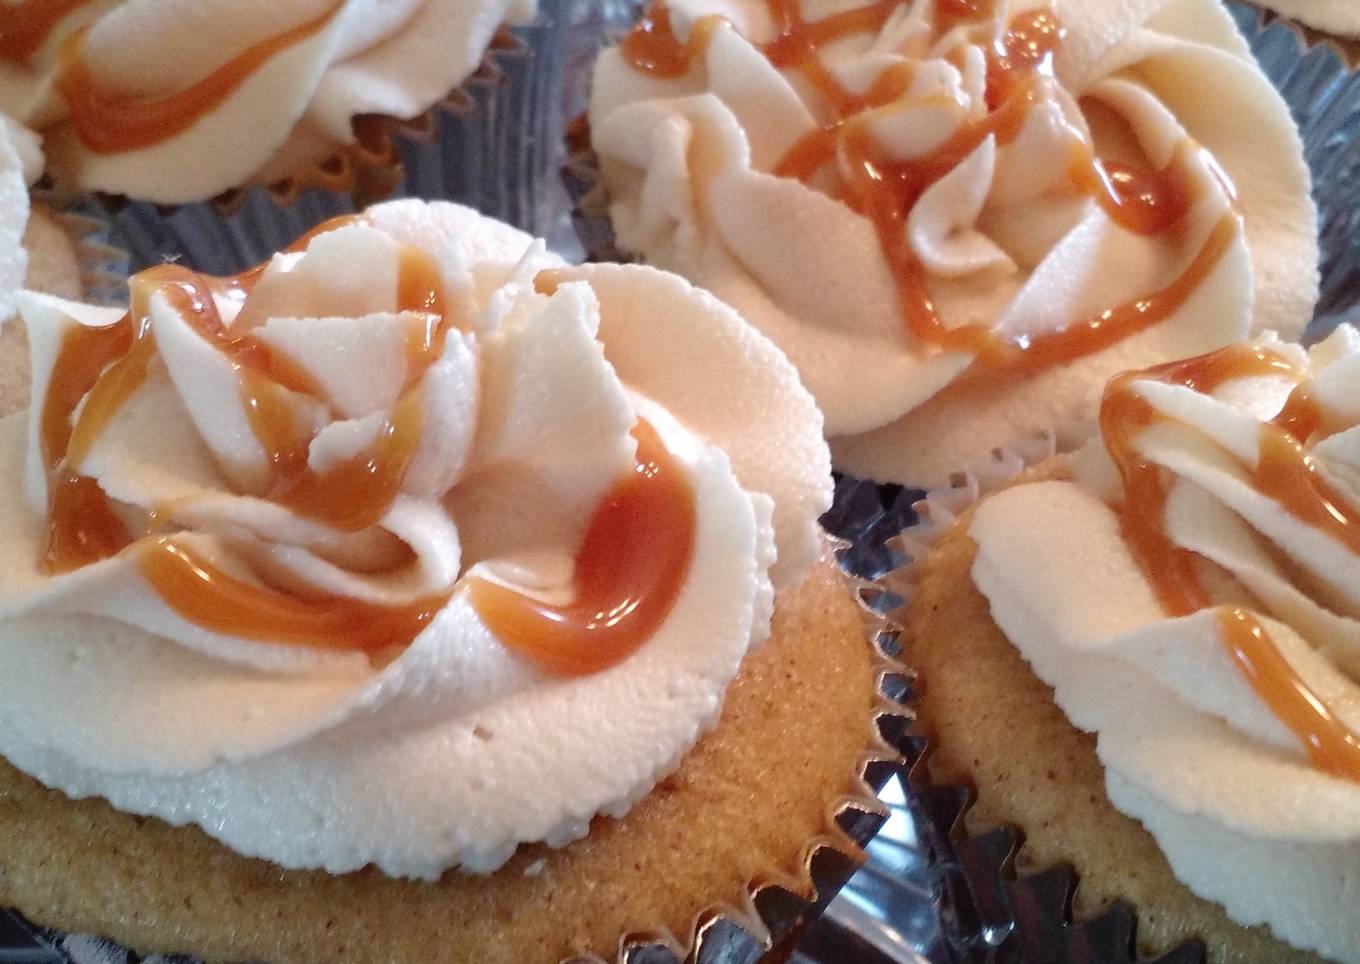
left=467, top=420, right=696, bottom=676
left=623, top=2, right=1240, bottom=378
left=0, top=0, right=91, bottom=61
left=55, top=4, right=340, bottom=154
left=1100, top=343, right=1360, bottom=782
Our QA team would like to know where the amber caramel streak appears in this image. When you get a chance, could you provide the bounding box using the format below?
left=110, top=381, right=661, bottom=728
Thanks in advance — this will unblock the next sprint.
left=54, top=3, right=341, bottom=153
left=466, top=420, right=696, bottom=675
left=42, top=217, right=699, bottom=668
left=622, top=1, right=1239, bottom=375
left=1101, top=344, right=1360, bottom=781
left=0, top=0, right=92, bottom=61
left=139, top=536, right=446, bottom=654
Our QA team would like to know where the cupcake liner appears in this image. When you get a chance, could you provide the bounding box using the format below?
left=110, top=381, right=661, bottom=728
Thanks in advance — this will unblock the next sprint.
left=0, top=542, right=913, bottom=964
left=857, top=437, right=1217, bottom=963
left=83, top=3, right=571, bottom=277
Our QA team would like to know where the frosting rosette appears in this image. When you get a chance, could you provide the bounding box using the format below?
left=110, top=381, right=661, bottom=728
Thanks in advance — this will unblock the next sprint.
left=0, top=0, right=537, bottom=203
left=968, top=326, right=1360, bottom=960
left=589, top=0, right=1319, bottom=488
left=0, top=199, right=832, bottom=879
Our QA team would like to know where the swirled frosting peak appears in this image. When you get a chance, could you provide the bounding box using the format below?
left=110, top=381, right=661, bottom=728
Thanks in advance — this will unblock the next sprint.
left=0, top=0, right=536, bottom=202
left=969, top=326, right=1360, bottom=960
left=0, top=199, right=832, bottom=878
left=590, top=0, right=1318, bottom=487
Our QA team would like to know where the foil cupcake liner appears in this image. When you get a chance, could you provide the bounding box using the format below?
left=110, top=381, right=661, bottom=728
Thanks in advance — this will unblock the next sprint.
left=80, top=3, right=570, bottom=278
left=0, top=540, right=913, bottom=964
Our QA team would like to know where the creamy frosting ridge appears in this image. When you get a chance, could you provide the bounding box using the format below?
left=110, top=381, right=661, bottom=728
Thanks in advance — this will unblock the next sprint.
left=0, top=0, right=536, bottom=202
left=590, top=0, right=1319, bottom=487
left=970, top=327, right=1360, bottom=960
left=0, top=116, right=37, bottom=323
left=0, top=199, right=832, bottom=878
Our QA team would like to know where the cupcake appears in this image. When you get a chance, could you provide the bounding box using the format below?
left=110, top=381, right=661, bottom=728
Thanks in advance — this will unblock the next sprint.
left=0, top=199, right=901, bottom=961
left=0, top=0, right=538, bottom=205
left=587, top=0, right=1319, bottom=488
left=903, top=326, right=1360, bottom=961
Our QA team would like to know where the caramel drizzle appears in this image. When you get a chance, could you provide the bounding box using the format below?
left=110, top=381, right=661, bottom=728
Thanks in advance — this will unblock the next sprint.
left=41, top=216, right=438, bottom=569
left=54, top=4, right=340, bottom=154
left=1102, top=344, right=1360, bottom=781
left=0, top=0, right=93, bottom=62
left=39, top=218, right=699, bottom=669
left=466, top=420, right=697, bottom=675
left=620, top=1, right=1240, bottom=375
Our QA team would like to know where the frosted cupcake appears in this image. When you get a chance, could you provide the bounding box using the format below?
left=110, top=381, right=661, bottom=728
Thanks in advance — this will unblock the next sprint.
left=588, top=0, right=1319, bottom=488
left=905, top=327, right=1360, bottom=961
left=0, top=199, right=898, bottom=961
left=0, top=0, right=537, bottom=204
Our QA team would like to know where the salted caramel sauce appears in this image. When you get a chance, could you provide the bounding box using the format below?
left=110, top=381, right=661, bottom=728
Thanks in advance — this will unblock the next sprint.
left=933, top=0, right=995, bottom=33
left=44, top=216, right=449, bottom=582
left=42, top=274, right=167, bottom=573
left=624, top=2, right=1239, bottom=376
left=466, top=419, right=696, bottom=675
left=140, top=417, right=697, bottom=664
left=1100, top=344, right=1360, bottom=781
left=619, top=4, right=723, bottom=79
left=54, top=3, right=341, bottom=154
left=139, top=535, right=446, bottom=655
left=0, top=0, right=92, bottom=62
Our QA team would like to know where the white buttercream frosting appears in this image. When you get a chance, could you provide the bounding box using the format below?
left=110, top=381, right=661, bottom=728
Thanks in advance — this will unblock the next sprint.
left=0, top=199, right=832, bottom=879
left=969, top=326, right=1360, bottom=961
left=590, top=0, right=1319, bottom=488
left=0, top=0, right=536, bottom=203
left=0, top=116, right=35, bottom=322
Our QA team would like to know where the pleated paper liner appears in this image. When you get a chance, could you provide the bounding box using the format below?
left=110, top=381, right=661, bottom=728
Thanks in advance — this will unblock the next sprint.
left=0, top=536, right=912, bottom=964
left=71, top=3, right=570, bottom=278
